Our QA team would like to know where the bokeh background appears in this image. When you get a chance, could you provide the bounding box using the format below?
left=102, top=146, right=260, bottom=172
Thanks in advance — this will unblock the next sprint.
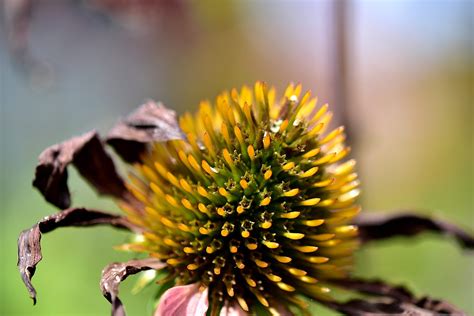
left=1, top=0, right=472, bottom=315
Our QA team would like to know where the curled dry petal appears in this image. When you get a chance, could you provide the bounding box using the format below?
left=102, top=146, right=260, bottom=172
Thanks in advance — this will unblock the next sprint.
left=327, top=277, right=466, bottom=315
left=327, top=298, right=423, bottom=316
left=100, top=258, right=166, bottom=316
left=154, top=283, right=209, bottom=316
left=17, top=207, right=139, bottom=304
left=328, top=298, right=466, bottom=316
left=355, top=212, right=474, bottom=249
left=33, top=130, right=135, bottom=209
left=415, top=297, right=467, bottom=315
left=330, top=277, right=413, bottom=301
left=107, top=101, right=185, bottom=163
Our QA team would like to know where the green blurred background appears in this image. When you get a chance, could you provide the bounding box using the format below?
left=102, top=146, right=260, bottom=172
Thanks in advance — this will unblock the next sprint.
left=1, top=0, right=472, bottom=315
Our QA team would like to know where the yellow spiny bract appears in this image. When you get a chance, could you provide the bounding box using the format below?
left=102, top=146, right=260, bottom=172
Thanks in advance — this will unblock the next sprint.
left=125, top=82, right=360, bottom=313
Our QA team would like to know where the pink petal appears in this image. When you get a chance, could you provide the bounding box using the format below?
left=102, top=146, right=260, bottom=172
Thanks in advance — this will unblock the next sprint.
left=219, top=301, right=293, bottom=316
left=268, top=303, right=293, bottom=316
left=219, top=303, right=247, bottom=316
left=155, top=283, right=209, bottom=316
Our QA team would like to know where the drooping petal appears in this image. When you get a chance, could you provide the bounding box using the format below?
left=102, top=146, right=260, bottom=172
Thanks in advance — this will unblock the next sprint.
left=107, top=101, right=185, bottom=163
left=326, top=297, right=466, bottom=316
left=219, top=303, right=247, bottom=316
left=219, top=301, right=292, bottom=316
left=325, top=298, right=414, bottom=315
left=355, top=212, right=474, bottom=250
left=154, top=283, right=209, bottom=316
left=17, top=207, right=139, bottom=304
left=330, top=277, right=413, bottom=301
left=416, top=297, right=466, bottom=315
left=327, top=277, right=466, bottom=315
left=100, top=258, right=165, bottom=316
left=33, top=130, right=136, bottom=209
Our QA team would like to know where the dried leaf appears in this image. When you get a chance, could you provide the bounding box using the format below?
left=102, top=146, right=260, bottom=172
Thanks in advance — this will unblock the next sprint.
left=355, top=212, right=474, bottom=250
left=107, top=101, right=185, bottom=163
left=17, top=207, right=139, bottom=304
left=33, top=130, right=134, bottom=209
left=327, top=277, right=466, bottom=315
left=100, top=258, right=165, bottom=316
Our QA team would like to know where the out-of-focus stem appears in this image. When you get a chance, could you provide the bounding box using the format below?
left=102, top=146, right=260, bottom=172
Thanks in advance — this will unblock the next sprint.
left=333, top=0, right=355, bottom=145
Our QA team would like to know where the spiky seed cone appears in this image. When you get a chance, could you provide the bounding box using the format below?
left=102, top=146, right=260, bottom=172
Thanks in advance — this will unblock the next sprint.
left=124, top=82, right=361, bottom=313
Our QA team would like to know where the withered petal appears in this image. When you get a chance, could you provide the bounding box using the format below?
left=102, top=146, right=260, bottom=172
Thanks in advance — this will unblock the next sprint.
left=330, top=277, right=414, bottom=301
left=17, top=207, right=140, bottom=304
left=326, top=299, right=420, bottom=316
left=415, top=296, right=467, bottom=315
left=33, top=130, right=134, bottom=209
left=355, top=212, right=474, bottom=250
left=327, top=277, right=466, bottom=315
left=107, top=101, right=185, bottom=163
left=100, top=258, right=165, bottom=316
left=326, top=298, right=466, bottom=316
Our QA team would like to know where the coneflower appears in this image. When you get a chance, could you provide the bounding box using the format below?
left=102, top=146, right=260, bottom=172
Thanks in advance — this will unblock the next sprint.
left=18, top=82, right=473, bottom=316
left=122, top=82, right=359, bottom=314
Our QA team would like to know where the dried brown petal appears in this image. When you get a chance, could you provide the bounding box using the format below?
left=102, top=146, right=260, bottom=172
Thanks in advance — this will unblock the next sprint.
left=355, top=212, right=474, bottom=250
left=330, top=277, right=413, bottom=301
left=33, top=130, right=133, bottom=209
left=326, top=298, right=427, bottom=316
left=327, top=298, right=466, bottom=316
left=326, top=277, right=466, bottom=316
left=107, top=101, right=185, bottom=163
left=100, top=258, right=165, bottom=316
left=17, top=207, right=140, bottom=304
left=415, top=297, right=466, bottom=315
